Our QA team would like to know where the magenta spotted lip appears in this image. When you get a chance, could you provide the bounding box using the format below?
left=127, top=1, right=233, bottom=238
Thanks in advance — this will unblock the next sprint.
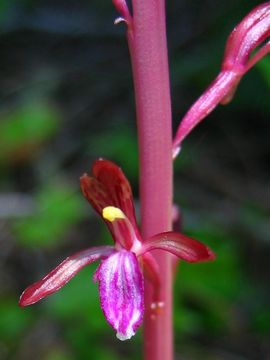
left=95, top=250, right=144, bottom=340
left=19, top=159, right=215, bottom=340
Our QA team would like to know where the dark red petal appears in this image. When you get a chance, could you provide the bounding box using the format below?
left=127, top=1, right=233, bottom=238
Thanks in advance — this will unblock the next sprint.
left=19, top=246, right=115, bottom=306
left=80, top=160, right=141, bottom=245
left=140, top=232, right=215, bottom=263
left=80, top=175, right=111, bottom=217
left=80, top=160, right=137, bottom=228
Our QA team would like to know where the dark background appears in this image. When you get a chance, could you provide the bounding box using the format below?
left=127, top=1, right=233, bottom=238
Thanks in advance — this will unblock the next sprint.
left=0, top=1, right=269, bottom=359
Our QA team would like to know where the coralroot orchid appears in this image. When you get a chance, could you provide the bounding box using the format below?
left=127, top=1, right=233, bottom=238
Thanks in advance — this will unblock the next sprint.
left=173, top=2, right=270, bottom=157
left=19, top=159, right=214, bottom=340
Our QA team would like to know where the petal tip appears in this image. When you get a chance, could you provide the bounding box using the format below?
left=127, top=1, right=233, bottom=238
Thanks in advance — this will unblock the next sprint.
left=116, top=329, right=135, bottom=341
left=207, top=248, right=216, bottom=261
left=79, top=173, right=89, bottom=186
left=172, top=145, right=181, bottom=160
left=18, top=289, right=36, bottom=307
left=18, top=297, right=27, bottom=307
left=79, top=173, right=88, bottom=180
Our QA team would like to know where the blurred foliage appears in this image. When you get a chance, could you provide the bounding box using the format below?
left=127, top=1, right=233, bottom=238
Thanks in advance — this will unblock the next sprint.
left=45, top=350, right=73, bottom=360
left=0, top=101, right=59, bottom=165
left=175, top=226, right=244, bottom=336
left=257, top=56, right=270, bottom=89
left=13, top=184, right=84, bottom=248
left=0, top=300, right=33, bottom=341
left=0, top=0, right=269, bottom=359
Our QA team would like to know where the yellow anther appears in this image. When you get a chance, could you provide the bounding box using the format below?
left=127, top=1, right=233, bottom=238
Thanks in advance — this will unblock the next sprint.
left=102, top=206, right=125, bottom=222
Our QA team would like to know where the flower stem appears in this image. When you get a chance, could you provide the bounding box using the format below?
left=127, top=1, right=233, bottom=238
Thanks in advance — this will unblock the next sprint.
left=128, top=1, right=173, bottom=359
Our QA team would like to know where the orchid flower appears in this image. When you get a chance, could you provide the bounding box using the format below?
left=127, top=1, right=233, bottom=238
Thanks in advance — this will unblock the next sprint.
left=173, top=2, right=270, bottom=157
left=19, top=159, right=214, bottom=340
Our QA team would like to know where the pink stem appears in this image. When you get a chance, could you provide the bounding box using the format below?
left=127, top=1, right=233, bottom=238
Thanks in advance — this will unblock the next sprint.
left=127, top=1, right=173, bottom=359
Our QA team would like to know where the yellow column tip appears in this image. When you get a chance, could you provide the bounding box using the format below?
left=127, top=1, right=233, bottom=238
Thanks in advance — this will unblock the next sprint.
left=102, top=206, right=125, bottom=222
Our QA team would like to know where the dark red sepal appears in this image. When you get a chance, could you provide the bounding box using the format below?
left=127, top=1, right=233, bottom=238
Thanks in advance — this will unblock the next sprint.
left=19, top=246, right=115, bottom=306
left=140, top=231, right=215, bottom=263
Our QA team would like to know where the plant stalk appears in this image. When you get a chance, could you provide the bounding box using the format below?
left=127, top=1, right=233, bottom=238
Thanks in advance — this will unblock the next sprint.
left=128, top=1, right=173, bottom=359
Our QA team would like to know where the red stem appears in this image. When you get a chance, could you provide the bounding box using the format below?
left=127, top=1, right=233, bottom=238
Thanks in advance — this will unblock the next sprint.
left=127, top=1, right=173, bottom=359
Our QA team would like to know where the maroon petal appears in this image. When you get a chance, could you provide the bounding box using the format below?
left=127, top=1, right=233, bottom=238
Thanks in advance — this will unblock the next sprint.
left=139, top=232, right=215, bottom=263
left=95, top=250, right=144, bottom=340
left=80, top=160, right=140, bottom=240
left=19, top=246, right=115, bottom=306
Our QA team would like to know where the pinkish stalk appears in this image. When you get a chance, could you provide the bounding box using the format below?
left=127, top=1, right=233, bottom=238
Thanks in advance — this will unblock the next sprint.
left=123, top=0, right=173, bottom=359
left=131, top=3, right=173, bottom=360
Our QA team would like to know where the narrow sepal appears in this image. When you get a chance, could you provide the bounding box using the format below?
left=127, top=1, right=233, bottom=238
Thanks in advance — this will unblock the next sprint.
left=19, top=246, right=115, bottom=306
left=140, top=232, right=215, bottom=263
left=95, top=250, right=144, bottom=340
